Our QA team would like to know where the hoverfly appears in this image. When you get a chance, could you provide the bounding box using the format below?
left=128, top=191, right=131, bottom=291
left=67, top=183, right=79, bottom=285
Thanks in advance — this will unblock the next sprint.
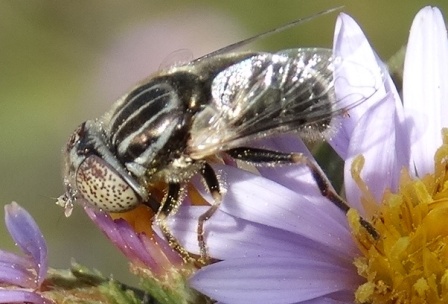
left=58, top=8, right=379, bottom=262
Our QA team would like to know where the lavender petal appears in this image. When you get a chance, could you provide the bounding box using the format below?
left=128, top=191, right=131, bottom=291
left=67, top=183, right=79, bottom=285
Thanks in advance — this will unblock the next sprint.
left=0, top=262, right=34, bottom=287
left=0, top=290, right=48, bottom=304
left=403, top=6, right=448, bottom=177
left=343, top=94, right=403, bottom=212
left=0, top=250, right=33, bottom=269
left=4, top=202, right=47, bottom=286
left=195, top=165, right=357, bottom=257
left=330, top=13, right=388, bottom=159
left=190, top=257, right=360, bottom=304
left=170, top=206, right=355, bottom=267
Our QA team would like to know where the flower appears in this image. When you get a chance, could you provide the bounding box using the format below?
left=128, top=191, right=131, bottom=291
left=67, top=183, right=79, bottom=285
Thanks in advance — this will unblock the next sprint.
left=1, top=202, right=185, bottom=303
left=0, top=202, right=50, bottom=304
left=342, top=6, right=448, bottom=303
left=83, top=205, right=208, bottom=304
left=84, top=205, right=184, bottom=277
left=169, top=6, right=448, bottom=304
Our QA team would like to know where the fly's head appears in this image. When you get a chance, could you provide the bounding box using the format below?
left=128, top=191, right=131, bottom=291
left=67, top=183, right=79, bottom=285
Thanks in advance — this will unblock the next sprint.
left=57, top=120, right=149, bottom=217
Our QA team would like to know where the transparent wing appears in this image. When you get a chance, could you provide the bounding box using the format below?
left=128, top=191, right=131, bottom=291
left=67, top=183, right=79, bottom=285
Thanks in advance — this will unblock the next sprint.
left=159, top=49, right=193, bottom=70
left=189, top=48, right=378, bottom=159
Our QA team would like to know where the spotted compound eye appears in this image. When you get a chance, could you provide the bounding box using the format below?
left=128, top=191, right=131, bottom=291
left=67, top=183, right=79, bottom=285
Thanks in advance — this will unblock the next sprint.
left=75, top=155, right=141, bottom=212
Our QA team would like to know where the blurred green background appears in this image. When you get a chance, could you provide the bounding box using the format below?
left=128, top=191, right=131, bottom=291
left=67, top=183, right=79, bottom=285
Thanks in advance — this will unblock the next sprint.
left=1, top=0, right=447, bottom=285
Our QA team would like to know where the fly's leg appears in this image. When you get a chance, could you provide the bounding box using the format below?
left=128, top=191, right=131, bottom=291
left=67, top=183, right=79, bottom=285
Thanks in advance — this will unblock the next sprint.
left=226, top=147, right=379, bottom=240
left=197, top=163, right=222, bottom=263
left=151, top=183, right=194, bottom=262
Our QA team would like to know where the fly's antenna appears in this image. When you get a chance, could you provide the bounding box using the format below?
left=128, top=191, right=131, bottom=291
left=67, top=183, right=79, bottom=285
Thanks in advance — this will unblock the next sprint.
left=194, top=6, right=343, bottom=62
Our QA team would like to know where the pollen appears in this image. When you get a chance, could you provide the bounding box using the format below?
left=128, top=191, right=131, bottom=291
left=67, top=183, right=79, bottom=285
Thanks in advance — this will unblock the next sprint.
left=111, top=204, right=155, bottom=236
left=109, top=183, right=206, bottom=237
left=348, top=129, right=448, bottom=304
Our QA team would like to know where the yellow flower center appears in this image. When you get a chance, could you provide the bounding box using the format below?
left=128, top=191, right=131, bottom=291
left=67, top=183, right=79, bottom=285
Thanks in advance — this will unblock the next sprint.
left=348, top=130, right=448, bottom=304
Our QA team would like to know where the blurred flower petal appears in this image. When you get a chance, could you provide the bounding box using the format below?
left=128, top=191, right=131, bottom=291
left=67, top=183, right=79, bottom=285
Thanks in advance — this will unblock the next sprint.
left=0, top=249, right=33, bottom=269
left=0, top=262, right=35, bottom=287
left=0, top=290, right=48, bottom=304
left=4, top=202, right=47, bottom=286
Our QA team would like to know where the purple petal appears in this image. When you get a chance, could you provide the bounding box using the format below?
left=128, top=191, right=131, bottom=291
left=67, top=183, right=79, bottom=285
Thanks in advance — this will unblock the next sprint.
left=114, top=219, right=159, bottom=268
left=254, top=135, right=347, bottom=222
left=170, top=206, right=354, bottom=268
left=0, top=290, right=49, bottom=304
left=114, top=218, right=183, bottom=275
left=215, top=295, right=350, bottom=304
left=84, top=207, right=182, bottom=276
left=0, top=262, right=35, bottom=287
left=0, top=250, right=33, bottom=269
left=330, top=13, right=389, bottom=159
left=254, top=135, right=319, bottom=193
left=191, top=165, right=358, bottom=257
left=84, top=207, right=129, bottom=253
left=403, top=6, right=448, bottom=176
left=4, top=202, right=47, bottom=286
left=343, top=92, right=406, bottom=212
left=140, top=232, right=184, bottom=270
left=299, top=294, right=353, bottom=304
left=84, top=208, right=157, bottom=269
left=190, top=257, right=360, bottom=304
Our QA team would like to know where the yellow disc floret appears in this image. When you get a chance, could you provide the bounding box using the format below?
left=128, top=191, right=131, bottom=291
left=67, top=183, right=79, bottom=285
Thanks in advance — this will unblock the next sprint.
left=349, top=129, right=448, bottom=304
